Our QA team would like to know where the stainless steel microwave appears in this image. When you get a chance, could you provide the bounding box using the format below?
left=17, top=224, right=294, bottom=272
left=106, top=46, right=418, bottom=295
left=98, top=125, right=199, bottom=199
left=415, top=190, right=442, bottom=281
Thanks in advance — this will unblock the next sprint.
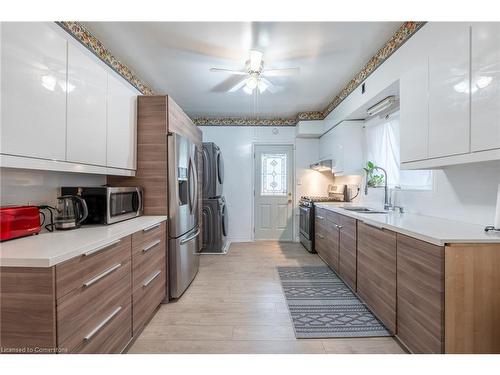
left=60, top=186, right=143, bottom=225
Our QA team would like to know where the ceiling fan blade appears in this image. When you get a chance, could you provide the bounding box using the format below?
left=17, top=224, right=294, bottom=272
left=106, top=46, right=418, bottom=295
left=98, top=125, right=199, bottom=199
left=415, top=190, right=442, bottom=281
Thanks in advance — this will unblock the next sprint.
left=260, top=77, right=280, bottom=94
left=211, top=75, right=249, bottom=93
left=262, top=67, right=300, bottom=77
left=228, top=77, right=248, bottom=93
left=210, top=68, right=247, bottom=76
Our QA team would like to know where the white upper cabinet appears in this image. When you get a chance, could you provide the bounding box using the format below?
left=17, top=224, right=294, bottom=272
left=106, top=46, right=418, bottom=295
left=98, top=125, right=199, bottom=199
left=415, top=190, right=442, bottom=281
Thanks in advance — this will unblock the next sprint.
left=107, top=73, right=137, bottom=170
left=66, top=42, right=108, bottom=166
left=1, top=23, right=67, bottom=160
left=471, top=23, right=500, bottom=152
left=318, top=121, right=363, bottom=175
left=427, top=23, right=471, bottom=158
left=399, top=29, right=430, bottom=163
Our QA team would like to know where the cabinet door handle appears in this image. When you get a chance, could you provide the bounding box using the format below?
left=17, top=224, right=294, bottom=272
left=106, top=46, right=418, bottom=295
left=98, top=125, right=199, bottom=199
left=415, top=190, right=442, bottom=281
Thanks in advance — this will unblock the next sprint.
left=362, top=221, right=384, bottom=230
left=317, top=234, right=325, bottom=239
left=336, top=225, right=343, bottom=229
left=143, top=223, right=161, bottom=233
left=143, top=239, right=162, bottom=253
left=316, top=216, right=324, bottom=220
left=83, top=239, right=121, bottom=257
left=84, top=306, right=122, bottom=341
left=143, top=270, right=161, bottom=288
left=83, top=263, right=122, bottom=287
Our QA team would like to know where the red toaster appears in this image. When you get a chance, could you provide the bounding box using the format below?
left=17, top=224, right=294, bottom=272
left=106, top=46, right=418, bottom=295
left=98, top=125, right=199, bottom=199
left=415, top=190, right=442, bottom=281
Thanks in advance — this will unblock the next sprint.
left=0, top=205, right=41, bottom=242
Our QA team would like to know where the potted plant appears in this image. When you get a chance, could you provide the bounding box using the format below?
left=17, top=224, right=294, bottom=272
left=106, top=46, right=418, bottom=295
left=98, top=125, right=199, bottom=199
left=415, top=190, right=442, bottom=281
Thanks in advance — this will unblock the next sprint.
left=363, top=161, right=385, bottom=188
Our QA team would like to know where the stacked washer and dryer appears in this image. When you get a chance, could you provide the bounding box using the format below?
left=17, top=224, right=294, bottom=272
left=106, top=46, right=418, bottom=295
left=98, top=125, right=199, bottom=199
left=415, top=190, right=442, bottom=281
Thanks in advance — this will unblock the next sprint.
left=201, top=142, right=228, bottom=253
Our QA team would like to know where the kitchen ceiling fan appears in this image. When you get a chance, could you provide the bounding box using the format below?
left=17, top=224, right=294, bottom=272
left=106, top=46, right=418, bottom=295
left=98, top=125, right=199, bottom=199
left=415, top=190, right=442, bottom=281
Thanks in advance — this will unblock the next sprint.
left=210, top=50, right=300, bottom=94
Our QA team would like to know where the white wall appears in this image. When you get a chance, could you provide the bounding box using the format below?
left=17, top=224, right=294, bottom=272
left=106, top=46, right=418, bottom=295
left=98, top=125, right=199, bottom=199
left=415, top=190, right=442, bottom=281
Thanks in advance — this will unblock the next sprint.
left=0, top=168, right=106, bottom=207
left=201, top=126, right=333, bottom=242
left=356, top=161, right=500, bottom=226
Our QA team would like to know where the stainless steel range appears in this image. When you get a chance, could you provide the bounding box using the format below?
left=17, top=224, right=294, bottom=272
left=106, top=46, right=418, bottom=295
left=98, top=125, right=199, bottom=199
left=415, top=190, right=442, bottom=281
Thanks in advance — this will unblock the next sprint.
left=299, top=195, right=345, bottom=253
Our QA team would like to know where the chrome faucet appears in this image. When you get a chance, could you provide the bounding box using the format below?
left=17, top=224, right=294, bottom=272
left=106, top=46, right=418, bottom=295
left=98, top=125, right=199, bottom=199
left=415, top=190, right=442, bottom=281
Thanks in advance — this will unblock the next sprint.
left=364, top=166, right=391, bottom=211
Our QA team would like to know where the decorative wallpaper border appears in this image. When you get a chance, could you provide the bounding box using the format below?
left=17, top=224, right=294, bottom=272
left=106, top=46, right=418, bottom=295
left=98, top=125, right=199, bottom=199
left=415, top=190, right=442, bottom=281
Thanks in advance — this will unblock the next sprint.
left=59, top=21, right=424, bottom=126
left=56, top=22, right=155, bottom=96
left=193, top=117, right=298, bottom=127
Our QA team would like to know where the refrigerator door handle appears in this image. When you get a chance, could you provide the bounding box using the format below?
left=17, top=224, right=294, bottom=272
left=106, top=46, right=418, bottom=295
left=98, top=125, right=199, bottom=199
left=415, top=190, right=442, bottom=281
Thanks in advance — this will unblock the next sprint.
left=180, top=228, right=200, bottom=245
left=192, top=150, right=199, bottom=212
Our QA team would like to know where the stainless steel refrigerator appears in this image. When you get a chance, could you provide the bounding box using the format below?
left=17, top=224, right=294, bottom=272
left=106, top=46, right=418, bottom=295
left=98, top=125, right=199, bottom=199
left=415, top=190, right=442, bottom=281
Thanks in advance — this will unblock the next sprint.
left=168, top=132, right=200, bottom=298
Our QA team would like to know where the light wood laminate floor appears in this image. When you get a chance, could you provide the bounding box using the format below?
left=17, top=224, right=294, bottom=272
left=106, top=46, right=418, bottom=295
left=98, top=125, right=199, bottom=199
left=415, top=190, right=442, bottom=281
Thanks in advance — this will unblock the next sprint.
left=128, top=241, right=406, bottom=354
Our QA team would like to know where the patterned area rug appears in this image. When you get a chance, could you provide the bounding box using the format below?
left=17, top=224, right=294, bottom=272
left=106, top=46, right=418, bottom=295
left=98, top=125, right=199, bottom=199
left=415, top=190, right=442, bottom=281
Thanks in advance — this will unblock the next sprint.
left=277, top=266, right=391, bottom=338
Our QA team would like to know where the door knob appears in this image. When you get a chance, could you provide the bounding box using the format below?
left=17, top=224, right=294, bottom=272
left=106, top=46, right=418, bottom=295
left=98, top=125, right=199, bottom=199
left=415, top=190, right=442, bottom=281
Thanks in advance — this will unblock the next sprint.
left=288, top=199, right=292, bottom=203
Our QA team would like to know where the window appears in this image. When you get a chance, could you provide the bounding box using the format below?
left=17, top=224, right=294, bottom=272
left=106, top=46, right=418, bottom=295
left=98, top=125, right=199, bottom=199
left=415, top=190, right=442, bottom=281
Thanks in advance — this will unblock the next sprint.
left=261, top=153, right=287, bottom=196
left=363, top=112, right=433, bottom=190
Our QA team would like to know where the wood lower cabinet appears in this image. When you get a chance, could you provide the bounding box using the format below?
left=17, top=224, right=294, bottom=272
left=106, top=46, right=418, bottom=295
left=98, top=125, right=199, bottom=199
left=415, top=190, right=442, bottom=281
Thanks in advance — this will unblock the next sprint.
left=0, top=221, right=166, bottom=354
left=338, top=215, right=357, bottom=291
left=357, top=221, right=397, bottom=334
left=315, top=208, right=339, bottom=273
left=397, top=234, right=444, bottom=353
left=131, top=222, right=167, bottom=334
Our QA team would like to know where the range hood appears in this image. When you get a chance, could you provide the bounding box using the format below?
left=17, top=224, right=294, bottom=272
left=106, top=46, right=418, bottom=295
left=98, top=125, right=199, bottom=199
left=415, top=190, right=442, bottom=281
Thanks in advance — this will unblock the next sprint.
left=310, top=159, right=334, bottom=172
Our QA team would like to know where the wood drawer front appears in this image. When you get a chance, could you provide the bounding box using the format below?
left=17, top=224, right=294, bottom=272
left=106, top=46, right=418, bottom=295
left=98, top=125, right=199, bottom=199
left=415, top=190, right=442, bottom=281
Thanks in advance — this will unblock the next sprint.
left=132, top=221, right=166, bottom=256
left=133, top=260, right=166, bottom=334
left=339, top=215, right=357, bottom=291
left=397, top=234, right=444, bottom=354
left=132, top=242, right=166, bottom=294
left=57, top=257, right=131, bottom=351
left=357, top=221, right=397, bottom=333
left=132, top=230, right=166, bottom=271
left=73, top=302, right=132, bottom=354
left=326, top=210, right=341, bottom=225
left=56, top=236, right=132, bottom=299
left=315, top=207, right=327, bottom=220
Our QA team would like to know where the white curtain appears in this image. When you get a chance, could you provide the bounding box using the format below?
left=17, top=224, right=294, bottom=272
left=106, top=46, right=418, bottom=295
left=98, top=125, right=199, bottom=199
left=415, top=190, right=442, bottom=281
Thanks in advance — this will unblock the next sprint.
left=364, top=113, right=432, bottom=190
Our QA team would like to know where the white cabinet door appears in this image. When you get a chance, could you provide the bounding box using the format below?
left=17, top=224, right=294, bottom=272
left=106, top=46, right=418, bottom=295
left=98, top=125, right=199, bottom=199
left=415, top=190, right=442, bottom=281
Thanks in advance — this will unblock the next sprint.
left=107, top=73, right=137, bottom=170
left=428, top=23, right=470, bottom=158
left=400, top=55, right=429, bottom=163
left=66, top=42, right=107, bottom=166
left=1, top=23, right=67, bottom=160
left=471, top=23, right=500, bottom=152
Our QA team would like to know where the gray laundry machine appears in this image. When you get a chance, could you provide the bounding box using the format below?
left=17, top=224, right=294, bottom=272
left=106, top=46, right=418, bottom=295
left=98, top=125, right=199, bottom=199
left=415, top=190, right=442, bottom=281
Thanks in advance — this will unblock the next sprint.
left=201, top=197, right=227, bottom=253
left=202, top=142, right=224, bottom=199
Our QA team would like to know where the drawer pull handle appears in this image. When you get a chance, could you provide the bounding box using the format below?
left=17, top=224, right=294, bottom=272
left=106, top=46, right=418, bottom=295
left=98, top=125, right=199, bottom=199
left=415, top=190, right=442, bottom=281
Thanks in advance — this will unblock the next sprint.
left=143, top=270, right=161, bottom=288
left=84, top=306, right=122, bottom=341
left=143, top=239, right=162, bottom=253
left=83, top=239, right=121, bottom=257
left=363, top=221, right=384, bottom=230
left=336, top=225, right=343, bottom=229
left=83, top=263, right=122, bottom=287
left=317, top=234, right=325, bottom=239
left=143, top=223, right=161, bottom=233
left=316, top=216, right=325, bottom=220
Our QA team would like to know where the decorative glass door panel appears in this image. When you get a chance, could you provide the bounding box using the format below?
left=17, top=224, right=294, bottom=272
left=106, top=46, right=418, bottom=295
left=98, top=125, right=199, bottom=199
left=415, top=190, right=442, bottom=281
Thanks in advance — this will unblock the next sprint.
left=261, top=153, right=287, bottom=196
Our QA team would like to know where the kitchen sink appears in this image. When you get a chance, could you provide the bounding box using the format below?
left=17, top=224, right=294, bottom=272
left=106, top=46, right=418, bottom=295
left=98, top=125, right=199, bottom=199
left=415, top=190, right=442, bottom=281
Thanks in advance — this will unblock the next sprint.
left=341, top=206, right=388, bottom=214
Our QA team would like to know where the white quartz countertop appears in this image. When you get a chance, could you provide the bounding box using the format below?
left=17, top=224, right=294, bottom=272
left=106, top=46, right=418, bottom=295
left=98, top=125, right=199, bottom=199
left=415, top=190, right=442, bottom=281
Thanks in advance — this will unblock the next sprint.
left=314, top=203, right=500, bottom=246
left=0, top=216, right=168, bottom=267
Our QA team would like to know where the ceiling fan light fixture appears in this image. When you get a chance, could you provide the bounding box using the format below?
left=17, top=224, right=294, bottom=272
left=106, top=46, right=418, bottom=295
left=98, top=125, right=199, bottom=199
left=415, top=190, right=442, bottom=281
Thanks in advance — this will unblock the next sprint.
left=249, top=50, right=263, bottom=72
left=246, top=76, right=258, bottom=90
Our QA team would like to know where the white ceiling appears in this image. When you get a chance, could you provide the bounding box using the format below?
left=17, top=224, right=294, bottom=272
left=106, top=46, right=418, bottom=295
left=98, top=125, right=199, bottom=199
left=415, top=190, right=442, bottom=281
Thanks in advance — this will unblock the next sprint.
left=83, top=22, right=401, bottom=119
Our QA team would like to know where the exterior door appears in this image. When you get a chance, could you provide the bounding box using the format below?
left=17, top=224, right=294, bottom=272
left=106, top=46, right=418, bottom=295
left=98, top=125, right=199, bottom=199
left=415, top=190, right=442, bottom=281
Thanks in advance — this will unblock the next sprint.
left=254, top=144, right=293, bottom=241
